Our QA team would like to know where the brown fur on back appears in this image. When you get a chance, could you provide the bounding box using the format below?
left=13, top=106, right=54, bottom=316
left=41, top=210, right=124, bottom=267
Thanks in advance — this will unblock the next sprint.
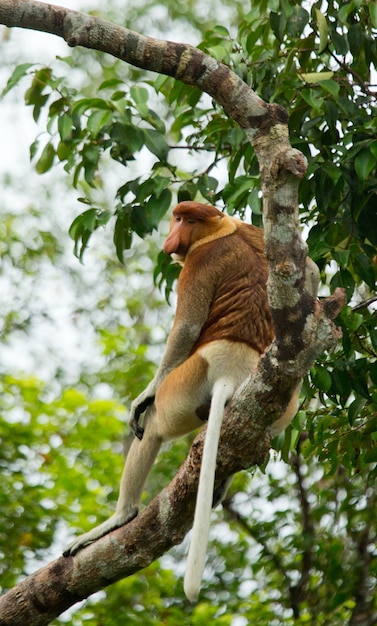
left=178, top=221, right=274, bottom=355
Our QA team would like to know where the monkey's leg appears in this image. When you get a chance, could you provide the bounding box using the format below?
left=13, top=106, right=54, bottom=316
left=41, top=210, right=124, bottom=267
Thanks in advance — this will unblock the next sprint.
left=154, top=352, right=210, bottom=439
left=113, top=412, right=162, bottom=519
left=64, top=409, right=162, bottom=556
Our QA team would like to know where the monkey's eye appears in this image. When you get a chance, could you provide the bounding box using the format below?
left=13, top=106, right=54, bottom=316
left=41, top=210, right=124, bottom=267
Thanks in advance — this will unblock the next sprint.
left=187, top=219, right=196, bottom=224
left=174, top=216, right=182, bottom=222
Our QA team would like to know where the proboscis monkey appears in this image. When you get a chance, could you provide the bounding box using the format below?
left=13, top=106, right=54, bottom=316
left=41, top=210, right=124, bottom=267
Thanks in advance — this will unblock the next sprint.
left=64, top=201, right=312, bottom=601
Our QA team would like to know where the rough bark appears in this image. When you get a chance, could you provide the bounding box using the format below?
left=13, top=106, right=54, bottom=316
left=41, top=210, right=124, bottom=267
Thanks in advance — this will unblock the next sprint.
left=0, top=2, right=346, bottom=624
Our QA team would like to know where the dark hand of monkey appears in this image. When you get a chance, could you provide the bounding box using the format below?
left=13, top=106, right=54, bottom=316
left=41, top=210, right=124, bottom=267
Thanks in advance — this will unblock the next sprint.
left=132, top=422, right=145, bottom=440
left=130, top=396, right=155, bottom=440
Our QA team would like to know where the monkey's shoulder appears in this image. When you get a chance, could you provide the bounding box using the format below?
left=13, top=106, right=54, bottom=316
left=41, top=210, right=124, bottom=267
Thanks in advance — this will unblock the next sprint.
left=234, top=220, right=265, bottom=254
left=188, top=220, right=265, bottom=265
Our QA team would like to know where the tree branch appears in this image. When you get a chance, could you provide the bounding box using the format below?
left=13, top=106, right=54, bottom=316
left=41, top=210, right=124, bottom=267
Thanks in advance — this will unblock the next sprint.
left=349, top=491, right=377, bottom=625
left=1, top=0, right=270, bottom=130
left=288, top=437, right=315, bottom=618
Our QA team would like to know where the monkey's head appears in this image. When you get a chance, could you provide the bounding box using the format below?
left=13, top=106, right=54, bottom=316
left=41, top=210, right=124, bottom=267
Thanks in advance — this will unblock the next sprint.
left=163, top=202, right=226, bottom=263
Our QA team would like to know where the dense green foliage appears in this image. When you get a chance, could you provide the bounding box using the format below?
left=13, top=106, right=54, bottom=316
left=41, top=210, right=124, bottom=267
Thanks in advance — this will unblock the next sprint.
left=1, top=0, right=376, bottom=623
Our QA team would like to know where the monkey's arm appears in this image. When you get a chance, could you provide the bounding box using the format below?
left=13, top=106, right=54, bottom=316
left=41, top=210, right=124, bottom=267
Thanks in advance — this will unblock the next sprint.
left=129, top=262, right=214, bottom=438
left=129, top=320, right=204, bottom=438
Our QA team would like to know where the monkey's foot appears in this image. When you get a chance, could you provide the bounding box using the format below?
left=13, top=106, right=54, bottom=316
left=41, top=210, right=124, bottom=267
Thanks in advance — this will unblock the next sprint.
left=63, top=507, right=138, bottom=556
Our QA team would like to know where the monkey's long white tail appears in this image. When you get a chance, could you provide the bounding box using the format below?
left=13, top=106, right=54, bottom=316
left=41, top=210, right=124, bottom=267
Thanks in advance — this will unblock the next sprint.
left=184, top=377, right=234, bottom=602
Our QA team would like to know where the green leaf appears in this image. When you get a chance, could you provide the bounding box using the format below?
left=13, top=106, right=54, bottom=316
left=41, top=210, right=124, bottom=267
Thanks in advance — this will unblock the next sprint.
left=354, top=148, right=376, bottom=181
left=370, top=331, right=377, bottom=353
left=300, top=88, right=324, bottom=111
left=330, top=27, right=349, bottom=55
left=370, top=2, right=377, bottom=28
left=320, top=79, right=339, bottom=97
left=270, top=11, right=286, bottom=42
left=145, top=188, right=172, bottom=228
left=81, top=143, right=100, bottom=185
left=58, top=114, right=74, bottom=142
left=286, top=6, right=309, bottom=37
left=300, top=71, right=334, bottom=83
left=131, top=91, right=149, bottom=118
left=347, top=397, right=366, bottom=425
left=311, top=365, right=332, bottom=392
left=222, top=175, right=253, bottom=209
left=177, top=182, right=198, bottom=202
left=35, top=142, right=55, bottom=174
left=348, top=23, right=363, bottom=56
left=98, top=78, right=124, bottom=90
left=142, top=129, right=169, bottom=161
left=29, top=138, right=39, bottom=161
left=248, top=188, right=262, bottom=215
left=212, top=25, right=230, bottom=37
left=153, top=250, right=180, bottom=302
left=330, top=269, right=355, bottom=301
left=69, top=209, right=95, bottom=239
left=274, top=426, right=300, bottom=462
left=149, top=175, right=172, bottom=199
left=71, top=98, right=111, bottom=117
left=87, top=110, right=112, bottom=137
left=363, top=413, right=377, bottom=434
left=353, top=253, right=376, bottom=290
left=130, top=85, right=149, bottom=105
left=332, top=249, right=350, bottom=267
left=363, top=448, right=377, bottom=463
left=113, top=210, right=133, bottom=262
left=315, top=9, right=329, bottom=53
left=2, top=63, right=34, bottom=96
left=130, top=205, right=152, bottom=238
left=338, top=3, right=354, bottom=24
left=24, top=68, right=53, bottom=121
left=110, top=123, right=145, bottom=160
left=370, top=141, right=377, bottom=159
left=68, top=208, right=110, bottom=261
left=197, top=174, right=218, bottom=200
left=346, top=310, right=364, bottom=332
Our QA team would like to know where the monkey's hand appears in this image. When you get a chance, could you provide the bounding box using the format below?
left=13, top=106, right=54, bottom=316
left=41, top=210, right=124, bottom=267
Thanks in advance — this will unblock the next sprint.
left=129, top=387, right=156, bottom=440
left=63, top=507, right=138, bottom=556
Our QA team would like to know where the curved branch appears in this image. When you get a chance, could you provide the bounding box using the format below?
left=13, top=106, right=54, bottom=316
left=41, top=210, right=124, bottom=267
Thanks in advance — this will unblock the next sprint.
left=1, top=0, right=272, bottom=130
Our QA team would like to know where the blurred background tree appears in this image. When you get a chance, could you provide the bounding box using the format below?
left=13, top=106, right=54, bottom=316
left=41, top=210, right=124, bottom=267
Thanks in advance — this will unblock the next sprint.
left=0, top=0, right=376, bottom=623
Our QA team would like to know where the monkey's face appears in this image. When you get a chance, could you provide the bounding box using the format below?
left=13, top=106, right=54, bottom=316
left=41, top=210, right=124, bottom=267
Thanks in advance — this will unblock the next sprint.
left=163, top=202, right=224, bottom=262
left=163, top=214, right=197, bottom=261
